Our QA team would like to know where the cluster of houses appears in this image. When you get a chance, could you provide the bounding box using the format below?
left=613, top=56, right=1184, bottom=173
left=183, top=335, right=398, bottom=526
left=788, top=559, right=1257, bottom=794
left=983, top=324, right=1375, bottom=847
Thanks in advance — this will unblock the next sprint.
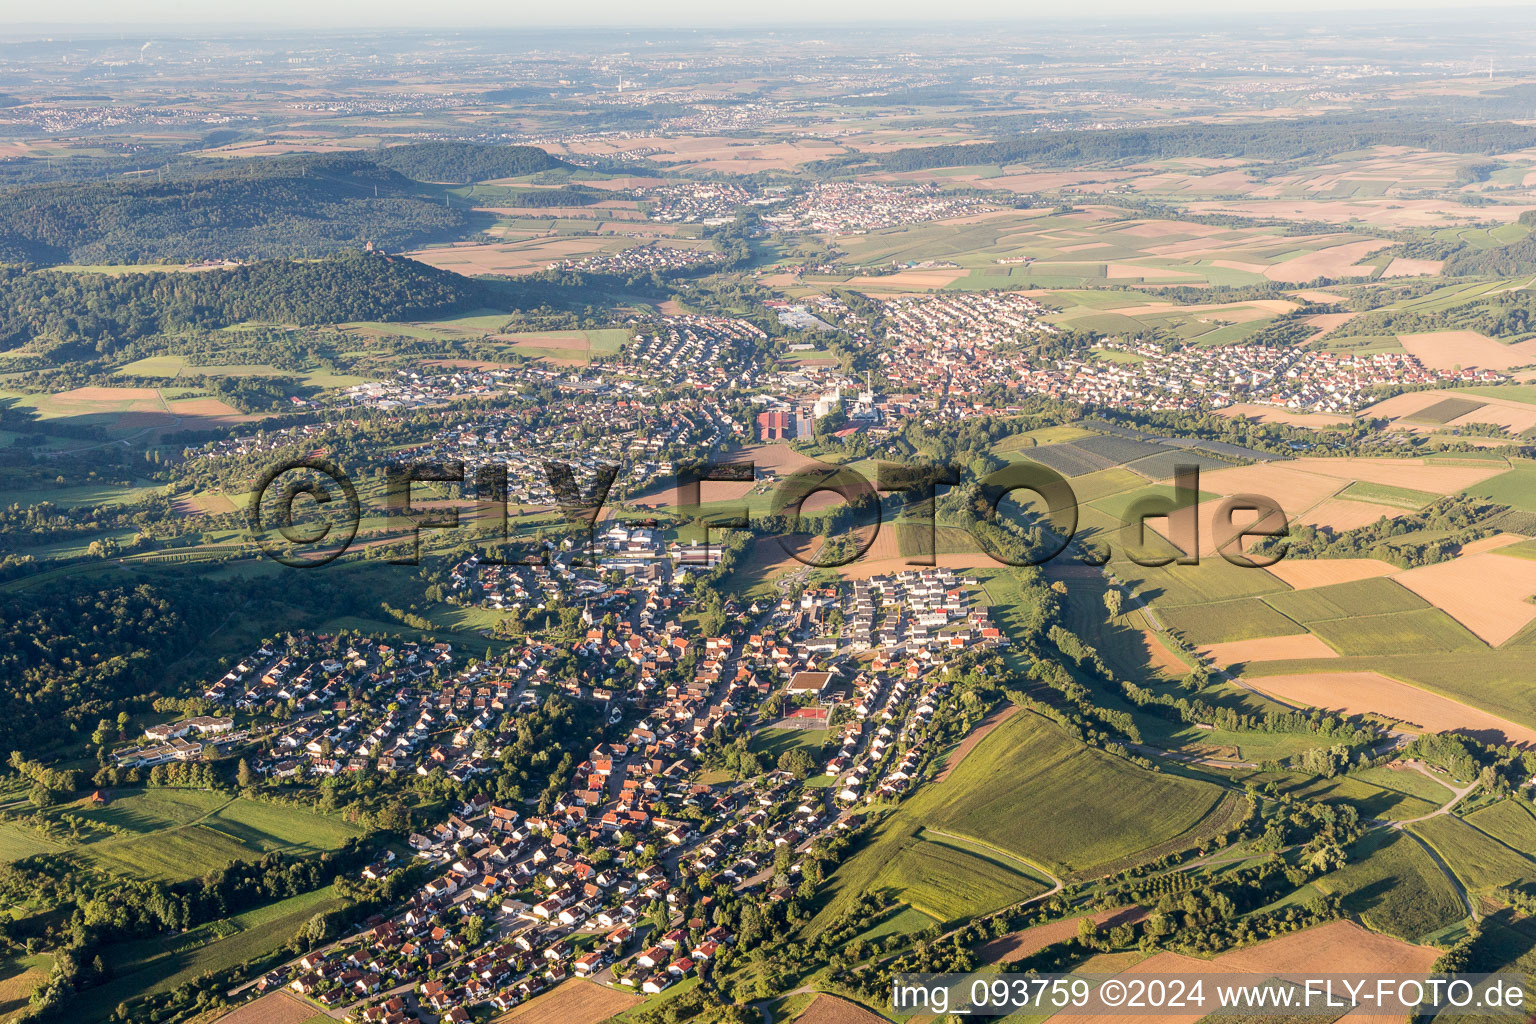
left=1023, top=341, right=1501, bottom=414
left=183, top=422, right=331, bottom=461
left=396, top=393, right=743, bottom=506
left=201, top=564, right=1014, bottom=1021
left=548, top=244, right=721, bottom=275
left=619, top=314, right=765, bottom=390
left=763, top=181, right=993, bottom=234
left=635, top=181, right=763, bottom=224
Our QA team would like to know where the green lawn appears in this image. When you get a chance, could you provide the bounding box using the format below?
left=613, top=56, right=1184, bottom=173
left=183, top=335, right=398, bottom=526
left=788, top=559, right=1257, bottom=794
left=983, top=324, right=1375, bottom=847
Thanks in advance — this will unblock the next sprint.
left=749, top=727, right=830, bottom=765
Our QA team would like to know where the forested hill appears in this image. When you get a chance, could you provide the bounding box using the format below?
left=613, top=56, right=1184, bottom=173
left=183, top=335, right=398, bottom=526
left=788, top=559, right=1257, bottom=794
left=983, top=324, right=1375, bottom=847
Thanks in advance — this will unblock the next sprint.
left=370, top=141, right=571, bottom=183
left=1444, top=231, right=1536, bottom=277
left=812, top=118, right=1536, bottom=174
left=0, top=251, right=492, bottom=358
left=0, top=152, right=475, bottom=265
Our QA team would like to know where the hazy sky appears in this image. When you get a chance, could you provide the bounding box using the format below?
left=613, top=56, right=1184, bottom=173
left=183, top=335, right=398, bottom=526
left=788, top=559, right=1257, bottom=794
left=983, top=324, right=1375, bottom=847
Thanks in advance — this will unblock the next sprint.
left=9, top=0, right=1531, bottom=30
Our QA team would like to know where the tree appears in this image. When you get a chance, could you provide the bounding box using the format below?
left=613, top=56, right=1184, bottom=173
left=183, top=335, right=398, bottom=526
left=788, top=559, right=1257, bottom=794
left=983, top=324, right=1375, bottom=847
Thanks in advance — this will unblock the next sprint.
left=1103, top=587, right=1123, bottom=617
left=236, top=758, right=256, bottom=789
left=464, top=915, right=486, bottom=947
left=777, top=748, right=816, bottom=780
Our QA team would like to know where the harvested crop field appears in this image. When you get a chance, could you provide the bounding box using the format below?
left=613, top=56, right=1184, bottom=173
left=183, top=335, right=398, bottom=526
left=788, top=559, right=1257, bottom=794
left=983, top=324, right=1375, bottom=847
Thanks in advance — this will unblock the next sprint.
left=215, top=991, right=316, bottom=1024
left=1392, top=549, right=1536, bottom=646
left=1397, top=331, right=1536, bottom=373
left=842, top=269, right=966, bottom=289
left=1138, top=630, right=1190, bottom=676
left=1293, top=497, right=1400, bottom=532
left=1198, top=634, right=1339, bottom=667
left=1213, top=919, right=1438, bottom=974
left=1359, top=390, right=1536, bottom=435
left=1263, top=238, right=1389, bottom=282
left=1285, top=456, right=1507, bottom=493
left=1264, top=557, right=1398, bottom=590
left=737, top=442, right=828, bottom=473
left=1457, top=532, right=1526, bottom=555
left=978, top=906, right=1146, bottom=963
left=408, top=237, right=622, bottom=276
left=792, top=993, right=891, bottom=1024
left=1198, top=463, right=1345, bottom=516
left=1242, top=670, right=1536, bottom=745
left=493, top=980, right=641, bottom=1024
left=0, top=957, right=47, bottom=1022
left=1217, top=403, right=1352, bottom=427
left=1061, top=921, right=1437, bottom=1024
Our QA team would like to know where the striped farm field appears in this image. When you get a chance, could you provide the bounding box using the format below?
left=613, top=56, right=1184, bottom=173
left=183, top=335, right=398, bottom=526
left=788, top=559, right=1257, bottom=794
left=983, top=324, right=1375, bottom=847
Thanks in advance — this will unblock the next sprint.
left=1157, top=598, right=1305, bottom=645
left=1301, top=607, right=1483, bottom=657
left=1262, top=576, right=1426, bottom=623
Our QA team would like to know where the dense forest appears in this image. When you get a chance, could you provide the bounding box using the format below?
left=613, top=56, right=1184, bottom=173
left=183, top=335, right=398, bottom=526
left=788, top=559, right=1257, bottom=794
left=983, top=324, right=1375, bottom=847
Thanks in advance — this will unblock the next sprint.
left=0, top=580, right=216, bottom=752
left=1444, top=230, right=1536, bottom=277
left=812, top=118, right=1536, bottom=174
left=0, top=251, right=493, bottom=357
left=0, top=153, right=472, bottom=264
left=370, top=141, right=570, bottom=183
left=1329, top=288, right=1536, bottom=340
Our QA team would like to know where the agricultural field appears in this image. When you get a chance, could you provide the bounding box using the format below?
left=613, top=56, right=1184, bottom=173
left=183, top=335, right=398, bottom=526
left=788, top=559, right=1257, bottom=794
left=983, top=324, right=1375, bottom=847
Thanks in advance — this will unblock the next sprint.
left=911, top=709, right=1228, bottom=877
left=66, top=790, right=365, bottom=881
left=74, top=887, right=346, bottom=1022
left=1312, top=831, right=1467, bottom=942
left=212, top=991, right=317, bottom=1024
left=1157, top=599, right=1306, bottom=645
left=0, top=955, right=51, bottom=1023
left=1244, top=768, right=1443, bottom=821
left=1466, top=798, right=1536, bottom=848
left=801, top=209, right=1409, bottom=292
left=493, top=979, right=642, bottom=1024
left=493, top=327, right=631, bottom=364
left=869, top=832, right=1047, bottom=923
left=1409, top=814, right=1536, bottom=894
left=810, top=708, right=1229, bottom=935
